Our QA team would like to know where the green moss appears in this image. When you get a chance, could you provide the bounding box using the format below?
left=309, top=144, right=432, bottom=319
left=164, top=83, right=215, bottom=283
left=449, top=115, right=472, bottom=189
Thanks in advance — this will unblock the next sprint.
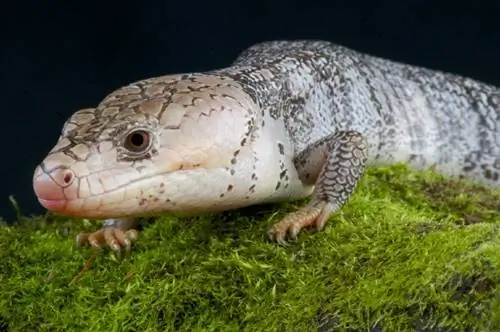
left=2, top=164, right=500, bottom=331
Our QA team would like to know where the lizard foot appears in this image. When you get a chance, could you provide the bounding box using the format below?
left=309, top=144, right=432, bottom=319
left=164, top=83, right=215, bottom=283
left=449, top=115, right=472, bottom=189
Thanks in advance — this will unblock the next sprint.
left=76, top=227, right=138, bottom=253
left=267, top=202, right=335, bottom=245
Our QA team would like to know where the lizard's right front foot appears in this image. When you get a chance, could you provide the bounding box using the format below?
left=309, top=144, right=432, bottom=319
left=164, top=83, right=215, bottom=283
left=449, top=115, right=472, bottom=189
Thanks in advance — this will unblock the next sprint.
left=76, top=218, right=139, bottom=253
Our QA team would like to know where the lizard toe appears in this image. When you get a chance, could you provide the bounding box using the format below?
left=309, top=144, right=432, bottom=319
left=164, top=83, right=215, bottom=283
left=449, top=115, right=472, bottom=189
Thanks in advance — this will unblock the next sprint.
left=266, top=227, right=289, bottom=246
left=111, top=228, right=131, bottom=252
left=289, top=223, right=302, bottom=239
left=75, top=227, right=138, bottom=253
left=103, top=228, right=121, bottom=253
left=88, top=230, right=105, bottom=250
left=125, top=229, right=139, bottom=242
left=267, top=203, right=331, bottom=244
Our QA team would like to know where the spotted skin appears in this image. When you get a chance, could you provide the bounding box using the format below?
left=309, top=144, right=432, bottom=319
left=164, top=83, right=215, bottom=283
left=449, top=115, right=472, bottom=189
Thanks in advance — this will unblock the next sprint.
left=33, top=40, right=500, bottom=251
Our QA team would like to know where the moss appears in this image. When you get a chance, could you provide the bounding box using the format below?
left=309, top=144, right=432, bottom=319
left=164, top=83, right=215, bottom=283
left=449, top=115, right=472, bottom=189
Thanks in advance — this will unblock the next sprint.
left=1, top=164, right=500, bottom=331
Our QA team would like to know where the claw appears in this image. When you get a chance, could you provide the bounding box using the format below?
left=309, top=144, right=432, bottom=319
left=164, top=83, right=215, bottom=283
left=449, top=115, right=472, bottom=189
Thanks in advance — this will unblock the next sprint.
left=277, top=233, right=290, bottom=246
left=289, top=224, right=301, bottom=239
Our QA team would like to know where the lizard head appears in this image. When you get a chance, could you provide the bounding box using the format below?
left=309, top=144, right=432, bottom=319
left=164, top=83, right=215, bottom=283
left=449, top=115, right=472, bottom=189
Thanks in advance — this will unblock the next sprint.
left=32, top=73, right=261, bottom=219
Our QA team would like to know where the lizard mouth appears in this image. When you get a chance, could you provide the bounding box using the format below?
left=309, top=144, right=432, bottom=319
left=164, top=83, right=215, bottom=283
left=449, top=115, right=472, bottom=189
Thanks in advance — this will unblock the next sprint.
left=33, top=165, right=233, bottom=218
left=37, top=198, right=68, bottom=213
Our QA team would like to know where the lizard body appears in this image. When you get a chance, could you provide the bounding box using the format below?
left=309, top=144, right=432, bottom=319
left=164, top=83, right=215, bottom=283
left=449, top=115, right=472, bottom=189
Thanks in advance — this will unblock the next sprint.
left=33, top=40, right=500, bottom=249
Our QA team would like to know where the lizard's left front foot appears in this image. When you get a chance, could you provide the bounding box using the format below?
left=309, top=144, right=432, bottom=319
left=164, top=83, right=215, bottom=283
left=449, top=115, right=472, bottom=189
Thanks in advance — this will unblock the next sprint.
left=267, top=131, right=368, bottom=245
left=267, top=202, right=335, bottom=245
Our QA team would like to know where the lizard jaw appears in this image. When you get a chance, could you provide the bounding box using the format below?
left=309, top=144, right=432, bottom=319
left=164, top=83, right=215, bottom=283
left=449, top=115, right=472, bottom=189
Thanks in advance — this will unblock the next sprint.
left=37, top=198, right=67, bottom=212
left=33, top=162, right=261, bottom=219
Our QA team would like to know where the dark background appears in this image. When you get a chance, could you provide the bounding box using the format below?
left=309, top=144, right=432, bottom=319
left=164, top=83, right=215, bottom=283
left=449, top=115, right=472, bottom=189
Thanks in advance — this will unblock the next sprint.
left=1, top=0, right=499, bottom=222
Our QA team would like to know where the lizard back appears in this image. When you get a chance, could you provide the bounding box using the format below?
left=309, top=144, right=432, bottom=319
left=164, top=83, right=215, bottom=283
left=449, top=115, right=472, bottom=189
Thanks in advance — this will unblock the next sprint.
left=225, top=40, right=500, bottom=187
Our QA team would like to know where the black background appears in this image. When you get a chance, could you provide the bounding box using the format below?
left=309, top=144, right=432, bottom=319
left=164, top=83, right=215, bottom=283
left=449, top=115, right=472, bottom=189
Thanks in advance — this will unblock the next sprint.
left=2, top=0, right=499, bottom=222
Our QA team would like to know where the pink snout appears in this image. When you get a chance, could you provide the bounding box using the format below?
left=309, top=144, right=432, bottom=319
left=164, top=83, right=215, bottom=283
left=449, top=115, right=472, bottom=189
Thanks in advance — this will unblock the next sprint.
left=33, top=166, right=76, bottom=212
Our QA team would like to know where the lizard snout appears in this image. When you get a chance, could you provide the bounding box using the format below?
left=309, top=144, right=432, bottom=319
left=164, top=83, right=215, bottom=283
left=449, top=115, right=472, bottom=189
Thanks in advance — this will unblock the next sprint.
left=33, top=165, right=77, bottom=212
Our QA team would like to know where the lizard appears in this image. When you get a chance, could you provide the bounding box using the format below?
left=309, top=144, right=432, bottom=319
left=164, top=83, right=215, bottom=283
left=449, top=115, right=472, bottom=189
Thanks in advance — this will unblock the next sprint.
left=32, top=40, right=500, bottom=252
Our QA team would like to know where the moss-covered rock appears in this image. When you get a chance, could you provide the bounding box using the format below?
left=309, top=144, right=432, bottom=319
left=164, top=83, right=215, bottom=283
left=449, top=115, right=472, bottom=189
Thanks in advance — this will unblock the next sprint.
left=1, top=164, right=500, bottom=331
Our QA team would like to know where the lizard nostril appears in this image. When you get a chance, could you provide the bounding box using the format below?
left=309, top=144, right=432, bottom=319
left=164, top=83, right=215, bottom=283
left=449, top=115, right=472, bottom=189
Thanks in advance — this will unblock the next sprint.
left=54, top=168, right=75, bottom=187
left=63, top=170, right=73, bottom=184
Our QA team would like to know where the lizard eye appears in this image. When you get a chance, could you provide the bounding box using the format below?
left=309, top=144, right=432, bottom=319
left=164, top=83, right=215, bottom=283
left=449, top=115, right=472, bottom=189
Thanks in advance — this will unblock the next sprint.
left=124, top=129, right=152, bottom=153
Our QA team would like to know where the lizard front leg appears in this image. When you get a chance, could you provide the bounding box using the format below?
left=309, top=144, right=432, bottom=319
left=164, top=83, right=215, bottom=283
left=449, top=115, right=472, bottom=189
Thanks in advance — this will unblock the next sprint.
left=267, top=131, right=368, bottom=244
left=76, top=218, right=139, bottom=252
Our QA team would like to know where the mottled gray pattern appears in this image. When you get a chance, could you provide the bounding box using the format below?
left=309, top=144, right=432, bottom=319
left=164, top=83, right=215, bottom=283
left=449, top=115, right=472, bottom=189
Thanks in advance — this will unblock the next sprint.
left=223, top=40, right=500, bottom=187
left=295, top=131, right=367, bottom=204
